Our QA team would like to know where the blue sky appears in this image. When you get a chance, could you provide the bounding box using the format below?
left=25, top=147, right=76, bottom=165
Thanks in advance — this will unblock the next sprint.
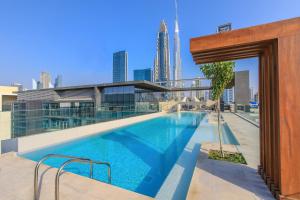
left=0, top=0, right=299, bottom=91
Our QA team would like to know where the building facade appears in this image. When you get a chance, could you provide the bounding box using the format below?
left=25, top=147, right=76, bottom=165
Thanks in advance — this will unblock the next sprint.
left=154, top=21, right=170, bottom=83
left=234, top=70, right=250, bottom=105
left=133, top=68, right=152, bottom=82
left=11, top=81, right=166, bottom=137
left=113, top=51, right=128, bottom=83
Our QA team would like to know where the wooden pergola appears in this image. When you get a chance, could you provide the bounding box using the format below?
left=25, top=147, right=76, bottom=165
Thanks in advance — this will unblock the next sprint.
left=190, top=17, right=300, bottom=200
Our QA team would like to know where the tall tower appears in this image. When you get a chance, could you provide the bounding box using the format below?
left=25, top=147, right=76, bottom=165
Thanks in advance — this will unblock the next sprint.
left=113, top=51, right=128, bottom=83
left=173, top=0, right=182, bottom=85
left=153, top=21, right=170, bottom=83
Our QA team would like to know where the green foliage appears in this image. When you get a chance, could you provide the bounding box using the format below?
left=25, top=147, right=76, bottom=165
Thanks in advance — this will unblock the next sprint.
left=200, top=61, right=235, bottom=101
left=208, top=150, right=247, bottom=164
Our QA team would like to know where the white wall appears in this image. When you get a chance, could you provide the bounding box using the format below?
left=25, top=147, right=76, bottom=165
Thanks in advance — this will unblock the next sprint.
left=0, top=111, right=12, bottom=153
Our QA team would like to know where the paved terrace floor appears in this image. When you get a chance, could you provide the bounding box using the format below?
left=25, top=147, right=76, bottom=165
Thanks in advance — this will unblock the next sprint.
left=222, top=112, right=260, bottom=169
left=0, top=152, right=152, bottom=200
left=187, top=112, right=274, bottom=200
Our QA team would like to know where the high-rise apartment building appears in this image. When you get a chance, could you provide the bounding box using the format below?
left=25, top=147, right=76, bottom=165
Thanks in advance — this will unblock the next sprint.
left=113, top=51, right=128, bottom=83
left=54, top=75, right=62, bottom=88
left=173, top=0, right=182, bottom=85
left=222, top=88, right=234, bottom=104
left=133, top=68, right=152, bottom=82
left=153, top=21, right=170, bottom=83
left=40, top=72, right=51, bottom=89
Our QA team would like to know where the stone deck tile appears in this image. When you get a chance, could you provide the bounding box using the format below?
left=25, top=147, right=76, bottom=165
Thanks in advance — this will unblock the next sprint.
left=0, top=152, right=152, bottom=200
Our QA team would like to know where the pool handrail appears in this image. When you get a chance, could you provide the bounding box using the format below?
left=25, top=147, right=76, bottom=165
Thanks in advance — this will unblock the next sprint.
left=55, top=158, right=111, bottom=200
left=34, top=153, right=111, bottom=200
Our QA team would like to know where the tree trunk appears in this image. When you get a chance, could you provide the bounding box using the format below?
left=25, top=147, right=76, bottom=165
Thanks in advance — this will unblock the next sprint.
left=217, top=98, right=224, bottom=157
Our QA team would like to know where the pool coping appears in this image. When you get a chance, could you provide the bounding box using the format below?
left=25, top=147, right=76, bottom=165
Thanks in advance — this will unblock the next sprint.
left=155, top=112, right=207, bottom=200
left=0, top=152, right=153, bottom=200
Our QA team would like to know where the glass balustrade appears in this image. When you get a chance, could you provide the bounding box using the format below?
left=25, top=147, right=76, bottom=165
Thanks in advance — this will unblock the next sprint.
left=0, top=103, right=160, bottom=139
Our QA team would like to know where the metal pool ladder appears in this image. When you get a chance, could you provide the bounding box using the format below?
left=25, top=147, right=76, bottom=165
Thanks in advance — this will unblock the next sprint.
left=34, top=154, right=111, bottom=200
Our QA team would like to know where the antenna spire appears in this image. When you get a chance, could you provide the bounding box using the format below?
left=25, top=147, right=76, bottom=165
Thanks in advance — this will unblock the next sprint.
left=175, top=0, right=178, bottom=22
left=174, top=0, right=179, bottom=32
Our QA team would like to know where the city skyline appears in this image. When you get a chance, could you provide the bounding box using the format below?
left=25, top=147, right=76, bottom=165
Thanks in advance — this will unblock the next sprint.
left=0, top=0, right=299, bottom=91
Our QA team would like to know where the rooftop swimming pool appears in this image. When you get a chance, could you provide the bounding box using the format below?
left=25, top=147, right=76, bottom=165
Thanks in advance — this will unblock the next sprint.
left=21, top=112, right=239, bottom=198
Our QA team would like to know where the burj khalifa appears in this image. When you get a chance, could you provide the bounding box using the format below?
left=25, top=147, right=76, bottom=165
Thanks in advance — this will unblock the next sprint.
left=173, top=0, right=182, bottom=86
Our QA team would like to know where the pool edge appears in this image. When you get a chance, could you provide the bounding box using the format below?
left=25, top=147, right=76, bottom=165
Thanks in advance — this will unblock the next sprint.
left=155, top=112, right=207, bottom=200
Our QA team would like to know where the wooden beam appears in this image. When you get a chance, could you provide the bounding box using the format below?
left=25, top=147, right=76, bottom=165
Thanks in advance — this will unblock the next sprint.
left=194, top=53, right=259, bottom=64
left=190, top=17, right=300, bottom=54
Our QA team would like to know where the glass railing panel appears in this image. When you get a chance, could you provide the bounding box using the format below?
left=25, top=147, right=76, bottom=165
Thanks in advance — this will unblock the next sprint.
left=0, top=103, right=160, bottom=140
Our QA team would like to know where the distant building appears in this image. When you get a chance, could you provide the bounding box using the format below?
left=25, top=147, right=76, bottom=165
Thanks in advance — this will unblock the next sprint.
left=11, top=83, right=23, bottom=92
left=0, top=85, right=18, bottom=111
left=0, top=85, right=19, bottom=141
left=40, top=72, right=51, bottom=89
left=153, top=21, right=170, bottom=83
left=234, top=70, right=250, bottom=105
left=204, top=90, right=211, bottom=101
left=54, top=75, right=62, bottom=88
left=37, top=81, right=42, bottom=90
left=194, top=79, right=204, bottom=101
left=32, top=79, right=37, bottom=90
left=254, top=92, right=259, bottom=103
left=250, top=87, right=254, bottom=101
left=222, top=88, right=234, bottom=104
left=134, top=68, right=152, bottom=82
left=12, top=81, right=166, bottom=137
left=113, top=51, right=128, bottom=83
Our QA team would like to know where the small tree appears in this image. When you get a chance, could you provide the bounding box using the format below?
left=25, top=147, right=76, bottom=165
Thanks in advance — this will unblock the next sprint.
left=200, top=61, right=235, bottom=157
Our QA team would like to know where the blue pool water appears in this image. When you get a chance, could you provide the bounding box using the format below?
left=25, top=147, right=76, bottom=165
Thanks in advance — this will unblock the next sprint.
left=21, top=112, right=238, bottom=197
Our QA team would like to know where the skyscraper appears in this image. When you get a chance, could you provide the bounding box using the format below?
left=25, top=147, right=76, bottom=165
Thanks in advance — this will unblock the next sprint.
left=173, top=0, right=182, bottom=84
left=134, top=68, right=153, bottom=82
left=54, top=75, right=62, bottom=88
left=40, top=72, right=51, bottom=89
left=153, top=21, right=170, bottom=83
left=113, top=51, right=128, bottom=83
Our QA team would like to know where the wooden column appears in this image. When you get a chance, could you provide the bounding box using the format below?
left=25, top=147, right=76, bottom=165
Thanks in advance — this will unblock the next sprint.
left=277, top=33, right=300, bottom=199
left=270, top=42, right=280, bottom=196
left=190, top=17, right=300, bottom=199
left=258, top=55, right=265, bottom=176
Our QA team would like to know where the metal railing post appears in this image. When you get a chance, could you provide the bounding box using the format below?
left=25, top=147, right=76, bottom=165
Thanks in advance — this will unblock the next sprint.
left=34, top=154, right=111, bottom=200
